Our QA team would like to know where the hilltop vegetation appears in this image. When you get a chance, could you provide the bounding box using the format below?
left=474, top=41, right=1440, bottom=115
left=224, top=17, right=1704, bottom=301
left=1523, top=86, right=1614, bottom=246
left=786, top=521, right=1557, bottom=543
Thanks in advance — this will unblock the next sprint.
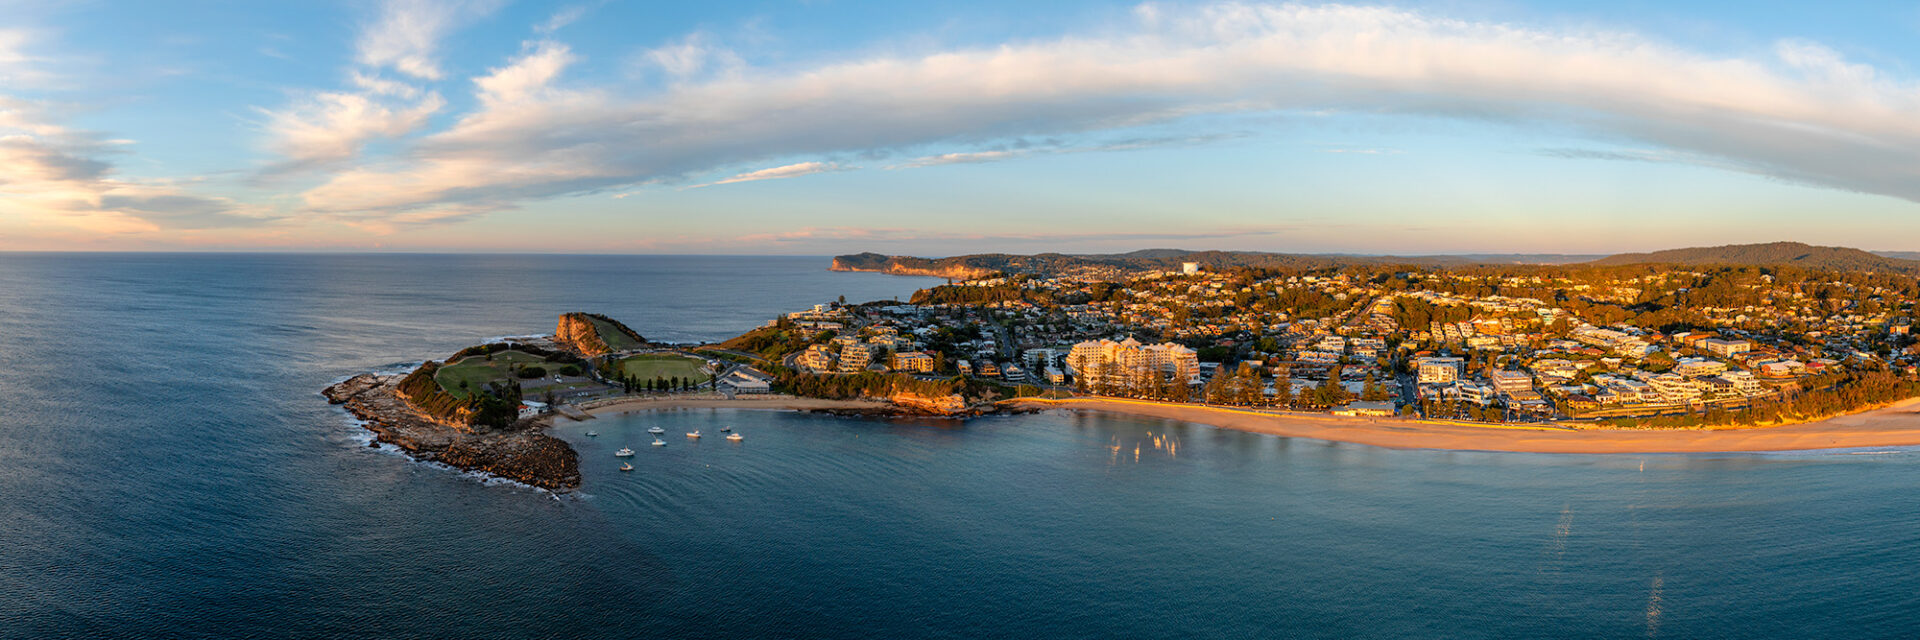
left=1590, top=242, right=1920, bottom=274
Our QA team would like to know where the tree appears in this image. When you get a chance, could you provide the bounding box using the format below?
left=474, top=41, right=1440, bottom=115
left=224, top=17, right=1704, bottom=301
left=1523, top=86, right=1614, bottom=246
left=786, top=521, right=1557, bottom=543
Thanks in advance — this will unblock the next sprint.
left=1362, top=373, right=1389, bottom=402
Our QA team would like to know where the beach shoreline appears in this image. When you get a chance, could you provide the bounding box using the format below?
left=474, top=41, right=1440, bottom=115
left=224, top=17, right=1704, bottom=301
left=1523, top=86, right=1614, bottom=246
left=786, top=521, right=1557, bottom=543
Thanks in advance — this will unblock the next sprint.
left=1007, top=396, right=1920, bottom=454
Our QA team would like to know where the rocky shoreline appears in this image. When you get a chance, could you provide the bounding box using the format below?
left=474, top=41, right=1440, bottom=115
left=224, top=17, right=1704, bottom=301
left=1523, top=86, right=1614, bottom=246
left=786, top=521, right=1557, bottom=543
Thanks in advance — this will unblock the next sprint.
left=324, top=373, right=580, bottom=491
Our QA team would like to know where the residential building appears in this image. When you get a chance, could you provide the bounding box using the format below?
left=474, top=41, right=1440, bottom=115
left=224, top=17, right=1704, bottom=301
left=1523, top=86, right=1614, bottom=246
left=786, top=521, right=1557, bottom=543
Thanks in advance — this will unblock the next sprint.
left=1417, top=357, right=1464, bottom=385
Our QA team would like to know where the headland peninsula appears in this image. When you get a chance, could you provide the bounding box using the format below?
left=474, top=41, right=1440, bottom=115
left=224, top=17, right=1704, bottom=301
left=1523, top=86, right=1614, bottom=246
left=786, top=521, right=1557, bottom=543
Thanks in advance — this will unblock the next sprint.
left=329, top=242, right=1920, bottom=488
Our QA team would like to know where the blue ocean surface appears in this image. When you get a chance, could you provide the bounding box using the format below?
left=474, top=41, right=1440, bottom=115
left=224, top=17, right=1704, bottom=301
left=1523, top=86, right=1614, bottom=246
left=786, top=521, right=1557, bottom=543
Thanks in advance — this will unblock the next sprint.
left=0, top=253, right=1916, bottom=639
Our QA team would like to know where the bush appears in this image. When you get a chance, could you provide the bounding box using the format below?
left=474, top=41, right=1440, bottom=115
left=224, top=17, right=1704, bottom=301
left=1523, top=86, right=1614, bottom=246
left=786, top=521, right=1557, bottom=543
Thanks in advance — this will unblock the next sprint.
left=558, top=364, right=582, bottom=377
left=516, top=366, right=549, bottom=379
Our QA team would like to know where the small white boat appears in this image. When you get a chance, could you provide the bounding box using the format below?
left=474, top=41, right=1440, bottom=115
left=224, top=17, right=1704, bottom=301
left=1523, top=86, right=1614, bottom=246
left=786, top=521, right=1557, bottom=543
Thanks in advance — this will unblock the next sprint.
left=585, top=431, right=598, bottom=437
left=651, top=438, right=666, bottom=447
left=647, top=426, right=664, bottom=435
left=619, top=463, right=633, bottom=472
left=686, top=430, right=702, bottom=439
left=726, top=433, right=743, bottom=442
left=614, top=448, right=634, bottom=457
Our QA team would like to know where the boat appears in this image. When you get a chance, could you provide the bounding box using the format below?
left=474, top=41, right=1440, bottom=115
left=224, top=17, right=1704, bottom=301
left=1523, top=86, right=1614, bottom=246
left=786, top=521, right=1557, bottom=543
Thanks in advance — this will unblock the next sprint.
left=585, top=431, right=598, bottom=437
left=614, top=448, right=634, bottom=457
left=687, top=430, right=702, bottom=439
left=647, top=426, right=664, bottom=435
left=720, top=425, right=732, bottom=432
left=726, top=433, right=743, bottom=442
left=619, top=463, right=633, bottom=472
left=651, top=438, right=666, bottom=447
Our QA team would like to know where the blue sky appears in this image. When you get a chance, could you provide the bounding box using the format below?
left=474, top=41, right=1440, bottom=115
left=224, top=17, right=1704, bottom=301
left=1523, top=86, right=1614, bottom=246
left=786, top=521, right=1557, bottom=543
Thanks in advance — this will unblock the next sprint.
left=3, top=1, right=1919, bottom=255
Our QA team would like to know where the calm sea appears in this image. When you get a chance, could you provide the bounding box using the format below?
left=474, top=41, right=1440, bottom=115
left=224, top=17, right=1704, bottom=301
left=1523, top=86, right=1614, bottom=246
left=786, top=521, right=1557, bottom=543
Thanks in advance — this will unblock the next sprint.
left=0, top=253, right=1915, bottom=639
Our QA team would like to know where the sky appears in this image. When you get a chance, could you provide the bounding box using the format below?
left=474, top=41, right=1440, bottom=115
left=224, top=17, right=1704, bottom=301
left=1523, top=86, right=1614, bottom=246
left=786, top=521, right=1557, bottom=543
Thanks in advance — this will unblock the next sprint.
left=3, top=1, right=1920, bottom=256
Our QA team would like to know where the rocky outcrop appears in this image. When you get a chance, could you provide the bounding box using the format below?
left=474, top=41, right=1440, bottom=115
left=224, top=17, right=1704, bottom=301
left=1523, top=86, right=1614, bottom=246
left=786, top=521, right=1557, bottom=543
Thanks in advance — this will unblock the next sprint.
left=554, top=312, right=647, bottom=356
left=325, top=373, right=580, bottom=491
left=889, top=391, right=968, bottom=415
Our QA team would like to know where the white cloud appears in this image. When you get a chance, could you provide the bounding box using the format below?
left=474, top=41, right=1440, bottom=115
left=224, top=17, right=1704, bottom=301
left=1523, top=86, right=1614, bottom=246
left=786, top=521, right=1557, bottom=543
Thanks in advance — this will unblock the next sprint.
left=639, top=32, right=741, bottom=79
left=535, top=5, right=589, bottom=36
left=690, top=161, right=848, bottom=188
left=355, top=0, right=502, bottom=80
left=257, top=84, right=444, bottom=173
left=288, top=2, right=1920, bottom=227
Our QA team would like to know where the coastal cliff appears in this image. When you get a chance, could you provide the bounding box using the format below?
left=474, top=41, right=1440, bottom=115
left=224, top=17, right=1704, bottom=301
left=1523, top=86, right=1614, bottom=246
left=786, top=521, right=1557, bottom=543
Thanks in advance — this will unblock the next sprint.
left=325, top=373, right=580, bottom=490
left=554, top=312, right=648, bottom=356
left=829, top=253, right=1000, bottom=280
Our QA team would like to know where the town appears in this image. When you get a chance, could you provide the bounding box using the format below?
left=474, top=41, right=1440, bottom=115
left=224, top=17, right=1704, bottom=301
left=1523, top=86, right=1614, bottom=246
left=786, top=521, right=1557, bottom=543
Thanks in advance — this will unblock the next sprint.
left=739, top=258, right=1920, bottom=427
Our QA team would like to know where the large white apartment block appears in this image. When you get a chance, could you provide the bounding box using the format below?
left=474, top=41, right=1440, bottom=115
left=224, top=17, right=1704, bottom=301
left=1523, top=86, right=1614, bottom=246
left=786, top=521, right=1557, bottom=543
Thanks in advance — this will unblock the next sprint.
left=1417, top=357, right=1464, bottom=385
left=1067, top=337, right=1202, bottom=388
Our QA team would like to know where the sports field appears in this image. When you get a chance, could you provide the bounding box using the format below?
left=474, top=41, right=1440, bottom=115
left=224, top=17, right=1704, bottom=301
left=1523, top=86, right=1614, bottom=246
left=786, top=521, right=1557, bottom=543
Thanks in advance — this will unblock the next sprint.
left=618, top=353, right=711, bottom=383
left=435, top=350, right=549, bottom=399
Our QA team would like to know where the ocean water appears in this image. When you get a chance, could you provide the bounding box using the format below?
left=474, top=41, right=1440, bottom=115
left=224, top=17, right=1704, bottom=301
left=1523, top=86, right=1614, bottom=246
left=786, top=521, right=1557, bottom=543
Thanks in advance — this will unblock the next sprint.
left=1, top=253, right=1916, bottom=639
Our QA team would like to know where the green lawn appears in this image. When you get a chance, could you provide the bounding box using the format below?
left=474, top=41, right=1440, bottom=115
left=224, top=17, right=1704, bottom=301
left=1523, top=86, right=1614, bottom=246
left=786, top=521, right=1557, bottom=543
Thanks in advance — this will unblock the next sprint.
left=435, top=350, right=552, bottom=399
left=588, top=316, right=646, bottom=352
left=618, top=353, right=711, bottom=383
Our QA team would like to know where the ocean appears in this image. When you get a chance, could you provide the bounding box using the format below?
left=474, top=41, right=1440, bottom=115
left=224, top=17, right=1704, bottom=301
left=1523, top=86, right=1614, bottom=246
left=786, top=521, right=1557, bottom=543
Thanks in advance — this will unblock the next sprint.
left=0, top=253, right=1915, bottom=638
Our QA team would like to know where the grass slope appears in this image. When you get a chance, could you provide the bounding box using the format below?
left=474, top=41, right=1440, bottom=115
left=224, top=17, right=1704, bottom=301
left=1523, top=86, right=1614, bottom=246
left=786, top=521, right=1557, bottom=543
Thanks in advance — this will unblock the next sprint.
left=436, top=350, right=548, bottom=399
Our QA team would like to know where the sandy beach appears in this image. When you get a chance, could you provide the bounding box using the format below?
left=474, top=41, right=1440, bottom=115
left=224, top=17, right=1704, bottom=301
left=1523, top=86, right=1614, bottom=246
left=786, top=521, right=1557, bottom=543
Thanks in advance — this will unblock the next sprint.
left=1009, top=396, right=1920, bottom=454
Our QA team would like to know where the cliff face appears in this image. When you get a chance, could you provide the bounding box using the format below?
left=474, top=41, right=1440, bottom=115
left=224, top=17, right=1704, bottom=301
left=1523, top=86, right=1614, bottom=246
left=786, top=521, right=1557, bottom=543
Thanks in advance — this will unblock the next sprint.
left=553, top=312, right=647, bottom=356
left=830, top=253, right=998, bottom=280
left=325, top=373, right=580, bottom=490
left=889, top=391, right=968, bottom=415
left=554, top=313, right=612, bottom=356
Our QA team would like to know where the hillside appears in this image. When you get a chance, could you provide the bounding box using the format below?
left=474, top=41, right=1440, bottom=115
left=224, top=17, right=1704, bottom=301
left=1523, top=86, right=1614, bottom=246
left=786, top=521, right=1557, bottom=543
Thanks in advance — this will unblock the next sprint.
left=832, top=250, right=1456, bottom=279
left=1590, top=242, right=1920, bottom=273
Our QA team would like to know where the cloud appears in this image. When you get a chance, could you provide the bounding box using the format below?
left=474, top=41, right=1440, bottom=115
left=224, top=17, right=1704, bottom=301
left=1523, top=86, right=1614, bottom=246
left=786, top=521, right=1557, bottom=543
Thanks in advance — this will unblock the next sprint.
left=355, top=0, right=503, bottom=80
left=638, top=32, right=742, bottom=79
left=894, top=134, right=1244, bottom=168
left=690, top=161, right=848, bottom=188
left=284, top=2, right=1920, bottom=228
left=535, top=5, right=589, bottom=36
left=257, top=78, right=444, bottom=174
left=1, top=86, right=276, bottom=232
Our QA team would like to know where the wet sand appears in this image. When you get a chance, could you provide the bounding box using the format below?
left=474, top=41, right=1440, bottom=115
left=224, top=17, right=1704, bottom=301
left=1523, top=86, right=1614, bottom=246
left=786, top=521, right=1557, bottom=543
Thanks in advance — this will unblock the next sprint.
left=1008, top=397, right=1920, bottom=454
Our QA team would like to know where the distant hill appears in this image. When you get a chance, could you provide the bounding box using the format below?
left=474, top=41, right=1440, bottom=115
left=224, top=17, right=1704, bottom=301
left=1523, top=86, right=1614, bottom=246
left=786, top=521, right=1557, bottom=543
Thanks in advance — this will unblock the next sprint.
left=1589, top=242, right=1920, bottom=274
left=1874, top=251, right=1920, bottom=261
left=832, top=242, right=1917, bottom=280
left=832, top=250, right=1451, bottom=278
